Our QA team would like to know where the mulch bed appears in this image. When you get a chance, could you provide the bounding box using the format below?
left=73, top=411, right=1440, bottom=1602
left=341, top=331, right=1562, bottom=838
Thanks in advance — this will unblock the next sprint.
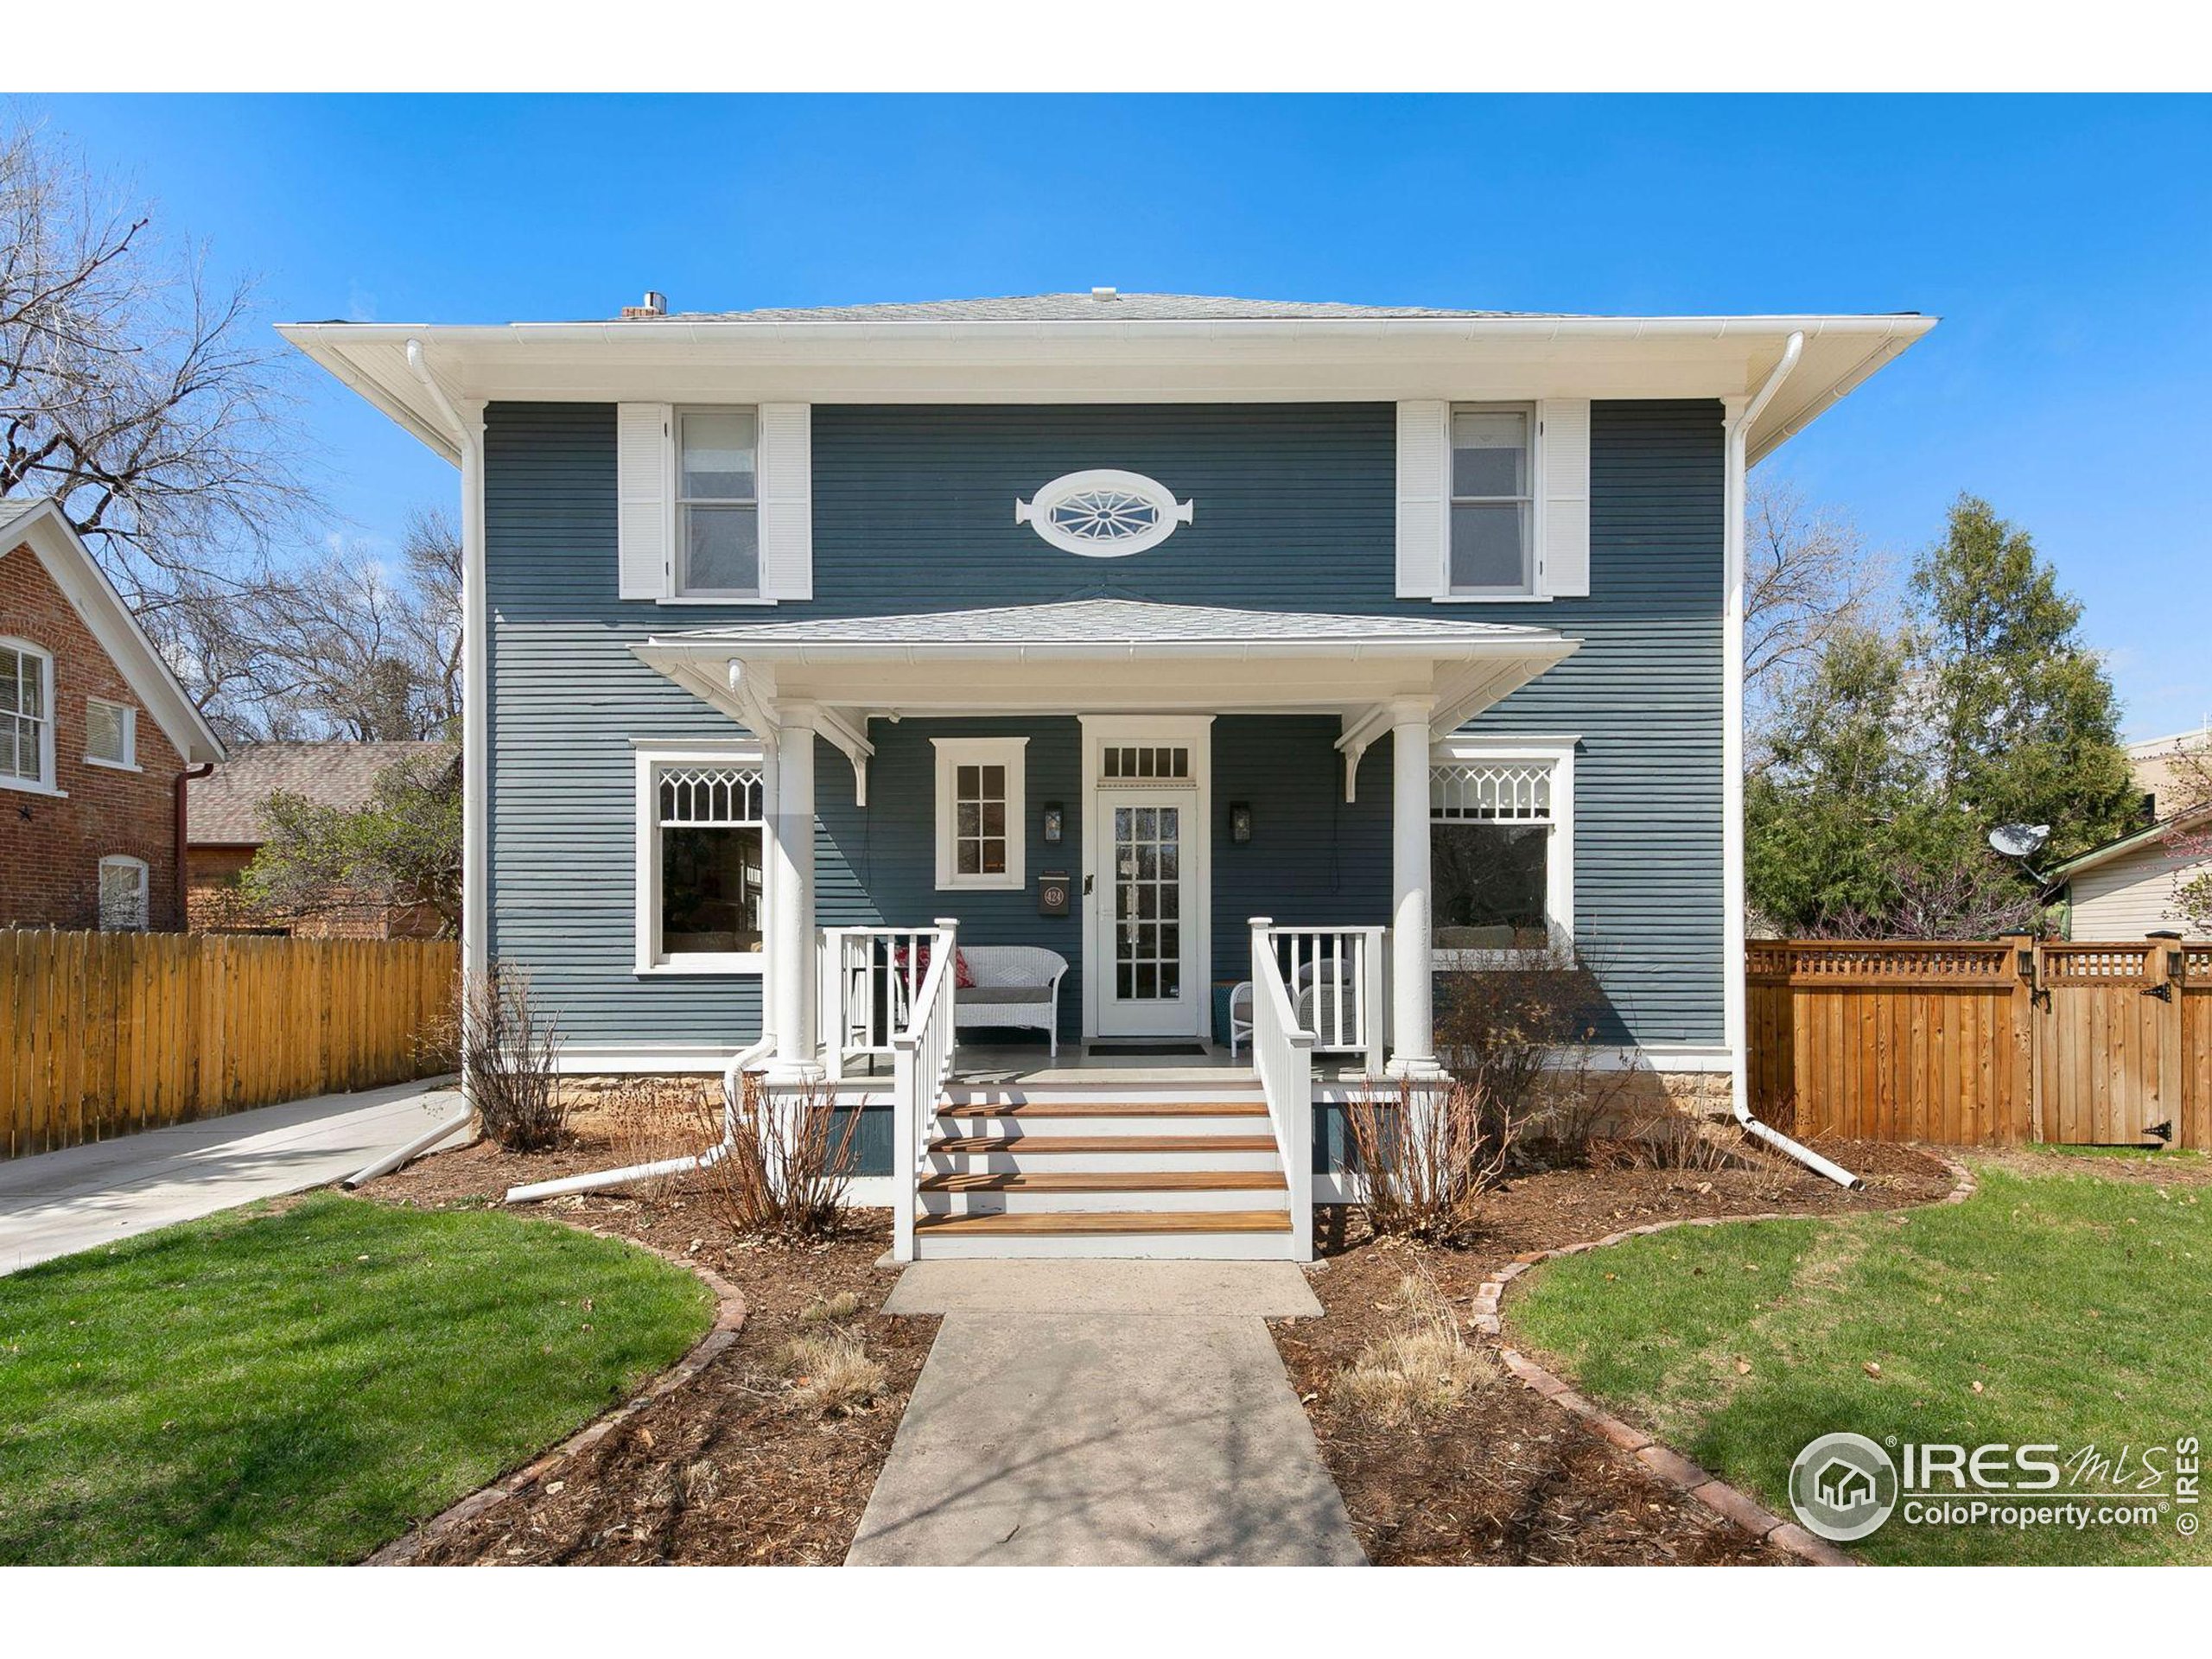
left=364, top=1111, right=936, bottom=1566
left=1271, top=1137, right=1955, bottom=1565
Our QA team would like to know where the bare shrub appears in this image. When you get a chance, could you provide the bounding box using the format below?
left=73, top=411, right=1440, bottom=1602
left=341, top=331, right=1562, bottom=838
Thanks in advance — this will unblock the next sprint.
left=690, top=1071, right=861, bottom=1243
left=779, top=1328, right=887, bottom=1418
left=1331, top=1269, right=1496, bottom=1427
left=1344, top=1076, right=1526, bottom=1245
left=1612, top=1101, right=1747, bottom=1173
left=461, top=963, right=567, bottom=1153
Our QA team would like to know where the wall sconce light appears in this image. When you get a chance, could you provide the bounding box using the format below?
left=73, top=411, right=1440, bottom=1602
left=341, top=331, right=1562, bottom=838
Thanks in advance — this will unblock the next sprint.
left=1229, top=802, right=1253, bottom=844
left=1042, top=802, right=1064, bottom=844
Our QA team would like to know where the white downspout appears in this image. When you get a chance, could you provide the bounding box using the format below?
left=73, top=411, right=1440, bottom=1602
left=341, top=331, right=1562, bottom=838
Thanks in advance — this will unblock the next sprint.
left=505, top=1039, right=774, bottom=1204
left=407, top=339, right=489, bottom=1105
left=1724, top=334, right=1860, bottom=1191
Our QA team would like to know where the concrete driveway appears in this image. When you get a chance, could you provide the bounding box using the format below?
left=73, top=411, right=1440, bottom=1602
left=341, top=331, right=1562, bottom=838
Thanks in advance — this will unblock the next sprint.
left=0, top=1078, right=465, bottom=1274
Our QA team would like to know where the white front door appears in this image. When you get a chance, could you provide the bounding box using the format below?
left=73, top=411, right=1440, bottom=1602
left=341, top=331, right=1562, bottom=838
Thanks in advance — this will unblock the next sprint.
left=1098, top=795, right=1198, bottom=1038
left=1083, top=716, right=1213, bottom=1043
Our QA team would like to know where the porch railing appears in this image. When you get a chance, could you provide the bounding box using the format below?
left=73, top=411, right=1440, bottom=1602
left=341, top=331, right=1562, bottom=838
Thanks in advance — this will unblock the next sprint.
left=1249, top=917, right=1316, bottom=1262
left=821, top=925, right=950, bottom=1075
left=890, top=918, right=960, bottom=1263
left=1256, top=924, right=1388, bottom=1075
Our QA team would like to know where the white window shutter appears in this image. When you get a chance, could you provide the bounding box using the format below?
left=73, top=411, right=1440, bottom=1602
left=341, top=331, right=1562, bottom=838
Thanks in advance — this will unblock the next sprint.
left=1537, top=398, right=1591, bottom=598
left=1395, top=400, right=1450, bottom=598
left=758, top=403, right=813, bottom=601
left=616, top=402, right=672, bottom=600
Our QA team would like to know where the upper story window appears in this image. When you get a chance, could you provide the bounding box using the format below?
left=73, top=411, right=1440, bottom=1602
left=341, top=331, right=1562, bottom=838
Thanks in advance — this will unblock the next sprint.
left=86, top=696, right=137, bottom=769
left=1449, top=405, right=1534, bottom=595
left=677, top=408, right=760, bottom=597
left=1430, top=736, right=1576, bottom=966
left=1, top=639, right=55, bottom=791
left=635, top=749, right=767, bottom=973
left=932, top=736, right=1028, bottom=891
left=99, top=855, right=149, bottom=931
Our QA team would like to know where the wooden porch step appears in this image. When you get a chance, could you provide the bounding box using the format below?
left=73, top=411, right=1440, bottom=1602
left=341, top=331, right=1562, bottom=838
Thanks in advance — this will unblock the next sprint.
left=930, top=1134, right=1279, bottom=1155
left=918, top=1169, right=1287, bottom=1192
left=940, top=1100, right=1268, bottom=1118
left=913, top=1209, right=1293, bottom=1236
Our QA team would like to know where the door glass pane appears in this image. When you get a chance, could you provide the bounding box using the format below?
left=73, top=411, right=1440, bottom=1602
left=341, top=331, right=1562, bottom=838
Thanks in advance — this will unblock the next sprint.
left=1111, top=799, right=1182, bottom=1002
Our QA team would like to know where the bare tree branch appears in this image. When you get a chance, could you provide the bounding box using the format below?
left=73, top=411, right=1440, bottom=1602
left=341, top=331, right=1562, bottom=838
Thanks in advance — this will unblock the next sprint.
left=1744, top=477, right=1892, bottom=772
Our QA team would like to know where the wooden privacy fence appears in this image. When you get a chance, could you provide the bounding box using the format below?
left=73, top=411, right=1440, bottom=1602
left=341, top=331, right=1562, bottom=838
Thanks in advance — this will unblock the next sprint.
left=1749, top=938, right=2212, bottom=1150
left=2, top=931, right=459, bottom=1160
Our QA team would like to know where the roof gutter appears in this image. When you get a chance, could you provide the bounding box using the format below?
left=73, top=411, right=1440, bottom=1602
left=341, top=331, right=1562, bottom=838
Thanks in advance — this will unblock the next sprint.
left=1722, top=336, right=1860, bottom=1191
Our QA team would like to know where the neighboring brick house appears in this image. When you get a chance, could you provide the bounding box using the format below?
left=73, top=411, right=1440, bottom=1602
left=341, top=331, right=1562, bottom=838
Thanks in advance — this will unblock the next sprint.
left=186, top=741, right=455, bottom=938
left=1, top=499, right=226, bottom=932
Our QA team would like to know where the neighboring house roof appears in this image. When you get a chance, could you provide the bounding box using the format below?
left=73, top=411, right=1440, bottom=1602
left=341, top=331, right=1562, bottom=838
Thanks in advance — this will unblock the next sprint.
left=0, top=497, right=226, bottom=766
left=188, top=741, right=452, bottom=847
left=652, top=595, right=1563, bottom=651
left=2127, top=725, right=2211, bottom=759
left=660, top=292, right=1553, bottom=324
left=2050, top=804, right=2212, bottom=883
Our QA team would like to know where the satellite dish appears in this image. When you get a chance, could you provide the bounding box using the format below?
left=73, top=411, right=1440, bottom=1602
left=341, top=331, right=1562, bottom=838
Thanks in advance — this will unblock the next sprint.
left=1988, top=823, right=2051, bottom=860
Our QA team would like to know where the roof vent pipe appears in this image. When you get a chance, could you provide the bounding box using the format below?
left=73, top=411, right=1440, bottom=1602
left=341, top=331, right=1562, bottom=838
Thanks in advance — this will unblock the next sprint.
left=1090, top=286, right=1118, bottom=302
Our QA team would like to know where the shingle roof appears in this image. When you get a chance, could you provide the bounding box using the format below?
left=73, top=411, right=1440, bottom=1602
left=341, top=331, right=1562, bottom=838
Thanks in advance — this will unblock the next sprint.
left=660, top=291, right=1550, bottom=324
left=187, top=741, right=454, bottom=845
left=658, top=597, right=1558, bottom=649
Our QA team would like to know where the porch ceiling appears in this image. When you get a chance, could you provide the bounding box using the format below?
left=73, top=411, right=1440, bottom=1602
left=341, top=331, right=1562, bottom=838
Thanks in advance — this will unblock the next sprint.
left=632, top=597, right=1579, bottom=738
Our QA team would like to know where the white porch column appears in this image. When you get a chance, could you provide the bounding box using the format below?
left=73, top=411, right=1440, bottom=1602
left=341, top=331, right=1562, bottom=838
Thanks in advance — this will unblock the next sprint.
left=767, top=707, right=818, bottom=1077
left=1387, top=700, right=1441, bottom=1077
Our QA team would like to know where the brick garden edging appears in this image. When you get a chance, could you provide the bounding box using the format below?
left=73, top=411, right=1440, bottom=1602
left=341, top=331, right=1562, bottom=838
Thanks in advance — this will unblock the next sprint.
left=365, top=1224, right=749, bottom=1566
left=1467, top=1153, right=1979, bottom=1568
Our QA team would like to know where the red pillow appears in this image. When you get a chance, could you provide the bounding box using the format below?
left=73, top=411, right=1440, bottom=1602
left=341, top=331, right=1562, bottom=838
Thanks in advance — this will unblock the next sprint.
left=894, top=943, right=976, bottom=989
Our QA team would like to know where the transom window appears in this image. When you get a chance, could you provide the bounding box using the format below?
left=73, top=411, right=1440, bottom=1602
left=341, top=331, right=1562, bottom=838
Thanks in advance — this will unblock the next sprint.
left=98, top=855, right=149, bottom=932
left=933, top=736, right=1027, bottom=891
left=86, top=696, right=137, bottom=768
left=1100, top=744, right=1192, bottom=785
left=677, top=408, right=760, bottom=598
left=1430, top=743, right=1576, bottom=963
left=1449, top=405, right=1535, bottom=595
left=2, top=640, right=54, bottom=788
left=637, top=755, right=767, bottom=971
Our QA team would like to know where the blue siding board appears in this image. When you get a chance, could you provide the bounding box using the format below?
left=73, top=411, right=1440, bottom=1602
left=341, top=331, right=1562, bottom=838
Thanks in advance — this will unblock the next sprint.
left=482, top=398, right=1724, bottom=1057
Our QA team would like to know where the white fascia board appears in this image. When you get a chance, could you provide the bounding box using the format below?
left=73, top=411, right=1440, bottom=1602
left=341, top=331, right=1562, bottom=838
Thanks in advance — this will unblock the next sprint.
left=283, top=315, right=1936, bottom=467
left=4, top=501, right=226, bottom=765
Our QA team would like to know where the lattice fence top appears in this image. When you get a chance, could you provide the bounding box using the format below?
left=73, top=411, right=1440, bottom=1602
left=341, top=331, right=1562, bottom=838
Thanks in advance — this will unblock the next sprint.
left=2188, top=947, right=2212, bottom=982
left=2040, top=944, right=2155, bottom=982
left=1747, top=940, right=2016, bottom=984
left=658, top=766, right=765, bottom=827
left=1431, top=762, right=1553, bottom=822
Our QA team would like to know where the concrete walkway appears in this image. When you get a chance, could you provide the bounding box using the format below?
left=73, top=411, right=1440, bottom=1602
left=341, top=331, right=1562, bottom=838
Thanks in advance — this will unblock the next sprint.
left=0, top=1078, right=466, bottom=1274
left=847, top=1261, right=1365, bottom=1566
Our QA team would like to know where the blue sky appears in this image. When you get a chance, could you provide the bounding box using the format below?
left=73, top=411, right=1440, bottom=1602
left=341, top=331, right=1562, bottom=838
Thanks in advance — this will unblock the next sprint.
left=37, top=93, right=2212, bottom=740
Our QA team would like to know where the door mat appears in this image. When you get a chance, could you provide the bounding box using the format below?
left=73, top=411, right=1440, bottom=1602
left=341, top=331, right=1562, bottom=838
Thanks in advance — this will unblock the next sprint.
left=1086, top=1042, right=1211, bottom=1058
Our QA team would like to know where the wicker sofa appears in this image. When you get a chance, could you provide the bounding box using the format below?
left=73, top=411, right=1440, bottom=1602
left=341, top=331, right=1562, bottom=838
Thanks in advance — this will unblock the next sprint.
left=953, top=944, right=1070, bottom=1057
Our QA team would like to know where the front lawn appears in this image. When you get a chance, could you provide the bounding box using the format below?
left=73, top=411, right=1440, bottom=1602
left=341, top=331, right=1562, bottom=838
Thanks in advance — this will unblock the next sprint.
left=0, top=1192, right=713, bottom=1564
left=1510, top=1162, right=2211, bottom=1565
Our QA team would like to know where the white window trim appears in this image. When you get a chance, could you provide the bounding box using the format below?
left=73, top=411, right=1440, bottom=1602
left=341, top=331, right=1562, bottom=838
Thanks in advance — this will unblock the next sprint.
left=1441, top=402, right=1542, bottom=601
left=672, top=405, right=766, bottom=602
left=0, top=637, right=60, bottom=796
left=1430, top=733, right=1576, bottom=970
left=98, top=854, right=149, bottom=932
left=85, top=696, right=140, bottom=772
left=931, top=735, right=1028, bottom=892
left=633, top=742, right=769, bottom=976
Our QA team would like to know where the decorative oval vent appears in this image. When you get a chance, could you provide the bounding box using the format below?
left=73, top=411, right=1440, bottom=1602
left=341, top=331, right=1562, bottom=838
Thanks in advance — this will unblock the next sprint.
left=1014, top=469, right=1194, bottom=557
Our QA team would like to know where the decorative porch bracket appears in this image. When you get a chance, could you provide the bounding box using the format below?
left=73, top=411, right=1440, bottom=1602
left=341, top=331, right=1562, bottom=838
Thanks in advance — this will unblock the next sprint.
left=726, top=658, right=873, bottom=806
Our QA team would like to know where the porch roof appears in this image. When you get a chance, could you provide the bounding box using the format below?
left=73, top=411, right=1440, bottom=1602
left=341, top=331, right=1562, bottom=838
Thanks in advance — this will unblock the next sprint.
left=634, top=598, right=1579, bottom=800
